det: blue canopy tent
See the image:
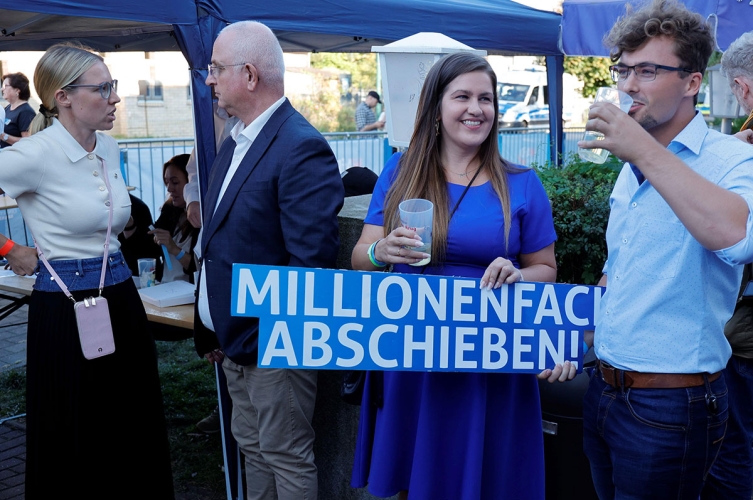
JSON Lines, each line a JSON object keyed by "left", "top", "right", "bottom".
{"left": 561, "top": 0, "right": 753, "bottom": 55}
{"left": 0, "top": 1, "right": 564, "bottom": 497}
{"left": 0, "top": 0, "right": 565, "bottom": 181}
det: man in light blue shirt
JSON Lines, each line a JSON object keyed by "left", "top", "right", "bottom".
{"left": 578, "top": 1, "right": 753, "bottom": 498}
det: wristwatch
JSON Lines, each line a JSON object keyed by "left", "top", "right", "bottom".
{"left": 1, "top": 134, "right": 8, "bottom": 142}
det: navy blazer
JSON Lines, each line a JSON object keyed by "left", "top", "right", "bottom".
{"left": 194, "top": 99, "right": 344, "bottom": 365}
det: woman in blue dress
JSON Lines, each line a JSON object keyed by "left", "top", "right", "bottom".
{"left": 350, "top": 52, "right": 574, "bottom": 499}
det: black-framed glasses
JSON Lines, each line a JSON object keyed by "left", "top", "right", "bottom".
{"left": 207, "top": 63, "right": 247, "bottom": 77}
{"left": 609, "top": 63, "right": 694, "bottom": 82}
{"left": 64, "top": 80, "right": 118, "bottom": 99}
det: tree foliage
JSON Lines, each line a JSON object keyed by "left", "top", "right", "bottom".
{"left": 310, "top": 53, "right": 378, "bottom": 92}
{"left": 289, "top": 71, "right": 346, "bottom": 132}
{"left": 564, "top": 56, "right": 612, "bottom": 98}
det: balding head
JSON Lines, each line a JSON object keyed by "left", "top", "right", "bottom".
{"left": 207, "top": 21, "right": 286, "bottom": 125}
{"left": 219, "top": 21, "right": 285, "bottom": 95}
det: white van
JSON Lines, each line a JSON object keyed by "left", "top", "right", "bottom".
{"left": 497, "top": 69, "right": 549, "bottom": 128}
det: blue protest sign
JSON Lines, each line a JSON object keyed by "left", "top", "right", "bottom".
{"left": 231, "top": 265, "right": 601, "bottom": 373}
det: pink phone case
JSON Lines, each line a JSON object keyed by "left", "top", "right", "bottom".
{"left": 74, "top": 297, "right": 116, "bottom": 360}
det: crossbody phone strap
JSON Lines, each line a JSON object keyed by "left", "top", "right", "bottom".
{"left": 35, "top": 158, "right": 114, "bottom": 303}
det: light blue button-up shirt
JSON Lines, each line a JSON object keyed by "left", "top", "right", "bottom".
{"left": 596, "top": 112, "right": 753, "bottom": 373}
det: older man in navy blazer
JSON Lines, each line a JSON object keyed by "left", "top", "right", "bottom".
{"left": 194, "top": 21, "right": 344, "bottom": 500}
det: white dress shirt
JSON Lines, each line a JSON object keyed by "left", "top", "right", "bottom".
{"left": 198, "top": 96, "right": 286, "bottom": 332}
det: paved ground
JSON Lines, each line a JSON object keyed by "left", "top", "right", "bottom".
{"left": 0, "top": 295, "right": 220, "bottom": 500}
{"left": 0, "top": 417, "right": 24, "bottom": 500}
{"left": 0, "top": 295, "right": 27, "bottom": 373}
{"left": 0, "top": 293, "right": 28, "bottom": 500}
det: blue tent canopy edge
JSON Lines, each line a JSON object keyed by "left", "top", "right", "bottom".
{"left": 0, "top": 0, "right": 566, "bottom": 194}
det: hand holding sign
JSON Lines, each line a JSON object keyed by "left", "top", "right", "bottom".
{"left": 538, "top": 360, "right": 577, "bottom": 383}
{"left": 480, "top": 256, "right": 524, "bottom": 290}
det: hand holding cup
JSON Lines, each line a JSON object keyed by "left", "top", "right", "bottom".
{"left": 578, "top": 87, "right": 633, "bottom": 164}
{"left": 373, "top": 227, "right": 429, "bottom": 266}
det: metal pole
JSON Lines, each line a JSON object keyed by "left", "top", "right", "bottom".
{"left": 721, "top": 118, "right": 732, "bottom": 135}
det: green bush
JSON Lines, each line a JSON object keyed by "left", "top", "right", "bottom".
{"left": 534, "top": 153, "right": 622, "bottom": 285}
{"left": 0, "top": 367, "right": 26, "bottom": 417}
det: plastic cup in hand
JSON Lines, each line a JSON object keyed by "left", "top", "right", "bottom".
{"left": 578, "top": 87, "right": 633, "bottom": 164}
{"left": 137, "top": 258, "right": 156, "bottom": 288}
{"left": 399, "top": 198, "right": 433, "bottom": 266}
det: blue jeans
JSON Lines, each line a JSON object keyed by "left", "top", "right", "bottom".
{"left": 583, "top": 368, "right": 728, "bottom": 500}
{"left": 701, "top": 356, "right": 753, "bottom": 500}
{"left": 34, "top": 251, "right": 130, "bottom": 292}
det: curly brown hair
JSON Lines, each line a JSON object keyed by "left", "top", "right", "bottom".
{"left": 605, "top": 0, "right": 714, "bottom": 78}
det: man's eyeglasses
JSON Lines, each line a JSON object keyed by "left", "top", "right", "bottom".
{"left": 207, "top": 63, "right": 247, "bottom": 77}
{"left": 609, "top": 63, "right": 694, "bottom": 82}
{"left": 64, "top": 80, "right": 118, "bottom": 99}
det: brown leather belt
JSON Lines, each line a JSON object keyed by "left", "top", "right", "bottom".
{"left": 597, "top": 361, "right": 721, "bottom": 389}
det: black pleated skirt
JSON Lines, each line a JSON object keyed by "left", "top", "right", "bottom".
{"left": 24, "top": 278, "right": 174, "bottom": 499}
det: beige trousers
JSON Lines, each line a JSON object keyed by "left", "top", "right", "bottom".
{"left": 222, "top": 357, "right": 318, "bottom": 500}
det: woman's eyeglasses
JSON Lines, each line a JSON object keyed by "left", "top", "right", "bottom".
{"left": 64, "top": 80, "right": 118, "bottom": 99}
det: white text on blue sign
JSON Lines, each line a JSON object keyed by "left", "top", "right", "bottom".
{"left": 231, "top": 265, "right": 601, "bottom": 373}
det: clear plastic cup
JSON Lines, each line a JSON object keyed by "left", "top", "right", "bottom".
{"left": 398, "top": 199, "right": 433, "bottom": 266}
{"left": 137, "top": 258, "right": 156, "bottom": 288}
{"left": 578, "top": 87, "right": 633, "bottom": 164}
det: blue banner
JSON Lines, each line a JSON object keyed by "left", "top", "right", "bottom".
{"left": 231, "top": 265, "right": 602, "bottom": 373}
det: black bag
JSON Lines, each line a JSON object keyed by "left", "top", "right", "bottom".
{"left": 340, "top": 370, "right": 383, "bottom": 407}
{"left": 340, "top": 370, "right": 365, "bottom": 405}
{"left": 725, "top": 299, "right": 753, "bottom": 359}
{"left": 725, "top": 263, "right": 753, "bottom": 359}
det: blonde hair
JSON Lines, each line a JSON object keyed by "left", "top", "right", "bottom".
{"left": 29, "top": 43, "right": 103, "bottom": 134}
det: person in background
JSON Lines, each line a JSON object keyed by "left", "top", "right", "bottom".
{"left": 701, "top": 29, "right": 753, "bottom": 500}
{"left": 579, "top": 2, "right": 753, "bottom": 498}
{"left": 184, "top": 101, "right": 239, "bottom": 434}
{"left": 150, "top": 153, "right": 199, "bottom": 283}
{"left": 0, "top": 43, "right": 174, "bottom": 498}
{"left": 350, "top": 52, "right": 573, "bottom": 500}
{"left": 724, "top": 31, "right": 753, "bottom": 146}
{"left": 356, "top": 90, "right": 385, "bottom": 132}
{"left": 195, "top": 21, "right": 343, "bottom": 499}
{"left": 118, "top": 194, "right": 161, "bottom": 276}
{"left": 0, "top": 104, "right": 5, "bottom": 141}
{"left": 183, "top": 100, "right": 239, "bottom": 230}
{"left": 1, "top": 72, "right": 36, "bottom": 147}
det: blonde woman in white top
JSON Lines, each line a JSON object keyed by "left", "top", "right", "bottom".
{"left": 0, "top": 43, "right": 174, "bottom": 499}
